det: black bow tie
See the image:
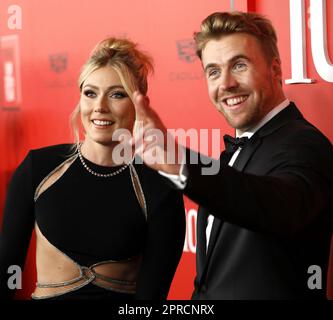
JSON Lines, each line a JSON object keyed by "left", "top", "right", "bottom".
{"left": 223, "top": 134, "right": 249, "bottom": 154}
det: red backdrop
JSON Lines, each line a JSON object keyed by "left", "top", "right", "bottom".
{"left": 0, "top": 0, "right": 332, "bottom": 299}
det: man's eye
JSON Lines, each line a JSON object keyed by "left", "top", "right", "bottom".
{"left": 110, "top": 91, "right": 128, "bottom": 99}
{"left": 208, "top": 69, "right": 220, "bottom": 78}
{"left": 83, "top": 90, "right": 96, "bottom": 98}
{"left": 233, "top": 63, "right": 247, "bottom": 71}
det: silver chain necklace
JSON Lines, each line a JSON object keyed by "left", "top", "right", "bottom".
{"left": 77, "top": 143, "right": 131, "bottom": 178}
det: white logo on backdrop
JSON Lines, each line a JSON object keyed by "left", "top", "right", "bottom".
{"left": 286, "top": 0, "right": 333, "bottom": 84}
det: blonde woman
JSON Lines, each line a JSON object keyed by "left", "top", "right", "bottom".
{"left": 0, "top": 38, "right": 185, "bottom": 300}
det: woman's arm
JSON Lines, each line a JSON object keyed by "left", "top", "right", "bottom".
{"left": 135, "top": 167, "right": 185, "bottom": 299}
{"left": 0, "top": 152, "right": 35, "bottom": 299}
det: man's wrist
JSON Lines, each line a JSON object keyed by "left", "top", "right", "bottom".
{"left": 158, "top": 147, "right": 188, "bottom": 189}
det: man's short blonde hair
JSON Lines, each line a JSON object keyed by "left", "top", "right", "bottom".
{"left": 194, "top": 11, "right": 280, "bottom": 64}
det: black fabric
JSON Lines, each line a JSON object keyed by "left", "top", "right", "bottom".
{"left": 223, "top": 135, "right": 249, "bottom": 154}
{"left": 0, "top": 144, "right": 185, "bottom": 300}
{"left": 184, "top": 103, "right": 333, "bottom": 299}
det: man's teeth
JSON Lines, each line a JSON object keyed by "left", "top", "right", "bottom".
{"left": 225, "top": 95, "right": 248, "bottom": 106}
{"left": 93, "top": 120, "right": 113, "bottom": 126}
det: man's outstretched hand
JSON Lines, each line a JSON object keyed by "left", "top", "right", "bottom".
{"left": 131, "top": 91, "right": 183, "bottom": 175}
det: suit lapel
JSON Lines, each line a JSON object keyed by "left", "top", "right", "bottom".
{"left": 201, "top": 139, "right": 261, "bottom": 277}
{"left": 204, "top": 216, "right": 222, "bottom": 260}
{"left": 196, "top": 206, "right": 208, "bottom": 277}
{"left": 232, "top": 136, "right": 262, "bottom": 171}
{"left": 196, "top": 151, "right": 229, "bottom": 285}
{"left": 229, "top": 102, "right": 304, "bottom": 172}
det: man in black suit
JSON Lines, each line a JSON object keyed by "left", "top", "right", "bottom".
{"left": 131, "top": 11, "right": 333, "bottom": 299}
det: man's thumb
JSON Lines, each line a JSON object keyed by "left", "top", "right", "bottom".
{"left": 133, "top": 91, "right": 149, "bottom": 120}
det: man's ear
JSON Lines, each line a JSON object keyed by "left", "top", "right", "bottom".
{"left": 271, "top": 57, "right": 282, "bottom": 81}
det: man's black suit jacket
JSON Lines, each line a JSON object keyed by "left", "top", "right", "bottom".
{"left": 184, "top": 103, "right": 333, "bottom": 299}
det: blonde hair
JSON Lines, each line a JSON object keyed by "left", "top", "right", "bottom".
{"left": 70, "top": 37, "right": 153, "bottom": 145}
{"left": 194, "top": 11, "right": 280, "bottom": 64}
